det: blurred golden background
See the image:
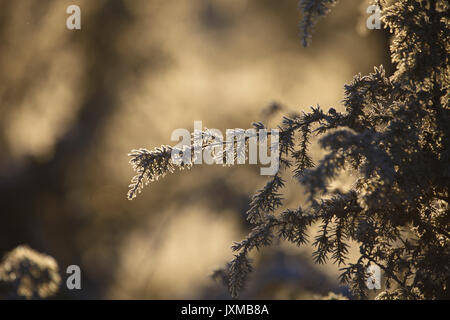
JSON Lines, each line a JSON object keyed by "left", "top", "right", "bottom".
{"left": 0, "top": 0, "right": 391, "bottom": 299}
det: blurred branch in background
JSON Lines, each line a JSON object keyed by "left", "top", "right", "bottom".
{"left": 0, "top": 0, "right": 139, "bottom": 298}
{"left": 0, "top": 245, "right": 60, "bottom": 299}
